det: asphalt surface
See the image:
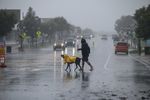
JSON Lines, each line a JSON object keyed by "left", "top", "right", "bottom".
{"left": 0, "top": 36, "right": 150, "bottom": 100}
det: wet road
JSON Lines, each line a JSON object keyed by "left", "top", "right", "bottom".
{"left": 0, "top": 36, "right": 150, "bottom": 100}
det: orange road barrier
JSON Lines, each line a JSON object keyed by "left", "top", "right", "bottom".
{"left": 0, "top": 44, "right": 6, "bottom": 68}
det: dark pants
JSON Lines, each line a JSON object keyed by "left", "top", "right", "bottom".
{"left": 82, "top": 55, "right": 93, "bottom": 71}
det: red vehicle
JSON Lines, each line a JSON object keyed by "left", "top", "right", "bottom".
{"left": 115, "top": 42, "right": 129, "bottom": 54}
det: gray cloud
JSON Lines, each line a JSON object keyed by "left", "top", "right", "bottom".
{"left": 0, "top": 0, "right": 150, "bottom": 32}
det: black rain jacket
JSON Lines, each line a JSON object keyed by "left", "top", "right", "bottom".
{"left": 79, "top": 41, "right": 90, "bottom": 57}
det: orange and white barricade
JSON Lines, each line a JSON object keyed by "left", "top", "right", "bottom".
{"left": 0, "top": 44, "right": 6, "bottom": 68}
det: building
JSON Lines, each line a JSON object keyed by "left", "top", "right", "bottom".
{"left": 1, "top": 9, "right": 21, "bottom": 22}
{"left": 0, "top": 9, "right": 21, "bottom": 53}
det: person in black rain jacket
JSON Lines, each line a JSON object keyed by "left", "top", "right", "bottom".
{"left": 78, "top": 38, "right": 93, "bottom": 71}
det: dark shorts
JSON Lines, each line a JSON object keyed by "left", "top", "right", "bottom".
{"left": 82, "top": 56, "right": 89, "bottom": 62}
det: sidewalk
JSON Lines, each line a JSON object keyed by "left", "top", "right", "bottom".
{"left": 130, "top": 52, "right": 150, "bottom": 68}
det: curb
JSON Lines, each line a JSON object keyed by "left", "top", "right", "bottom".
{"left": 129, "top": 54, "right": 150, "bottom": 70}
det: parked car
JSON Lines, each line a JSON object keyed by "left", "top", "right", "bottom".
{"left": 53, "top": 40, "right": 65, "bottom": 51}
{"left": 115, "top": 42, "right": 129, "bottom": 54}
{"left": 101, "top": 34, "right": 107, "bottom": 40}
{"left": 65, "top": 39, "right": 76, "bottom": 47}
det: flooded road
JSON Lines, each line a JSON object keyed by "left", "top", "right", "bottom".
{"left": 0, "top": 36, "right": 150, "bottom": 100}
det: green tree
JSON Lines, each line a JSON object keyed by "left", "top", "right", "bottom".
{"left": 82, "top": 28, "right": 93, "bottom": 35}
{"left": 134, "top": 5, "right": 150, "bottom": 55}
{"left": 114, "top": 15, "right": 137, "bottom": 49}
{"left": 115, "top": 15, "right": 137, "bottom": 48}
{"left": 40, "top": 17, "right": 72, "bottom": 41}
{"left": 75, "top": 27, "right": 82, "bottom": 34}
{"left": 53, "top": 17, "right": 70, "bottom": 33}
{"left": 134, "top": 5, "right": 150, "bottom": 39}
{"left": 115, "top": 15, "right": 137, "bottom": 36}
{"left": 18, "top": 7, "right": 41, "bottom": 46}
{"left": 0, "top": 10, "right": 17, "bottom": 37}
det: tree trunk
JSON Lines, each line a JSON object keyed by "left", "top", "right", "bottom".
{"left": 138, "top": 38, "right": 141, "bottom": 55}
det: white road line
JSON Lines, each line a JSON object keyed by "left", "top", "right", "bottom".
{"left": 104, "top": 53, "right": 111, "bottom": 70}
{"left": 31, "top": 68, "right": 41, "bottom": 71}
{"left": 129, "top": 54, "right": 150, "bottom": 70}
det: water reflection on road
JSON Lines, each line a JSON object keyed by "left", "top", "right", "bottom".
{"left": 53, "top": 47, "right": 77, "bottom": 80}
{"left": 1, "top": 37, "right": 150, "bottom": 100}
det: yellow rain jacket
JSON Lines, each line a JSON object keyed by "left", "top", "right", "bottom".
{"left": 63, "top": 54, "right": 77, "bottom": 64}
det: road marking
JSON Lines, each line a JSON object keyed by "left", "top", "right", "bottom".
{"left": 104, "top": 53, "right": 111, "bottom": 70}
{"left": 31, "top": 68, "right": 41, "bottom": 71}
{"left": 129, "top": 54, "right": 150, "bottom": 70}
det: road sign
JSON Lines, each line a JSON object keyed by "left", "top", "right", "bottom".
{"left": 36, "top": 31, "right": 42, "bottom": 38}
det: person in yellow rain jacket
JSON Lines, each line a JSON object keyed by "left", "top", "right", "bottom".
{"left": 61, "top": 54, "right": 82, "bottom": 72}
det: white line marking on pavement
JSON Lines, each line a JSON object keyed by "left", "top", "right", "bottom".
{"left": 31, "top": 69, "right": 41, "bottom": 71}
{"left": 19, "top": 68, "right": 27, "bottom": 71}
{"left": 104, "top": 53, "right": 112, "bottom": 70}
{"left": 129, "top": 54, "right": 150, "bottom": 70}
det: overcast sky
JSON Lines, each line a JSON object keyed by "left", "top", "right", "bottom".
{"left": 0, "top": 0, "right": 150, "bottom": 32}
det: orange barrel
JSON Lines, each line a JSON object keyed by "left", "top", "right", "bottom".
{"left": 0, "top": 44, "right": 6, "bottom": 68}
